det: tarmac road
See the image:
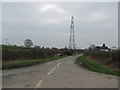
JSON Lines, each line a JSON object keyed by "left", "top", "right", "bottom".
{"left": 2, "top": 55, "right": 118, "bottom": 88}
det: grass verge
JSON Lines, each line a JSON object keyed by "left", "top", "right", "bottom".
{"left": 76, "top": 56, "right": 120, "bottom": 76}
{"left": 2, "top": 56, "right": 67, "bottom": 69}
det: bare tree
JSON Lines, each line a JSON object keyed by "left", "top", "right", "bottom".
{"left": 24, "top": 39, "right": 33, "bottom": 48}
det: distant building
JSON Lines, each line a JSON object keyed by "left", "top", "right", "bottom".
{"left": 100, "top": 43, "right": 109, "bottom": 52}
{"left": 111, "top": 46, "right": 117, "bottom": 52}
{"left": 89, "top": 43, "right": 109, "bottom": 52}
{"left": 89, "top": 44, "right": 96, "bottom": 50}
{"left": 100, "top": 49, "right": 109, "bottom": 52}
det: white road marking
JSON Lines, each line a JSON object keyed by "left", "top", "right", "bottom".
{"left": 56, "top": 62, "right": 60, "bottom": 67}
{"left": 35, "top": 63, "right": 60, "bottom": 88}
{"left": 48, "top": 63, "right": 60, "bottom": 75}
{"left": 35, "top": 80, "right": 43, "bottom": 88}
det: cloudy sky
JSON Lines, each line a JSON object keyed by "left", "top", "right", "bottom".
{"left": 2, "top": 2, "right": 118, "bottom": 49}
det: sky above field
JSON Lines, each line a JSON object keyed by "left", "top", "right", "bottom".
{"left": 2, "top": 2, "right": 118, "bottom": 49}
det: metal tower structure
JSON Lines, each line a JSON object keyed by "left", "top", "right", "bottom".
{"left": 6, "top": 38, "right": 8, "bottom": 45}
{"left": 69, "top": 16, "right": 75, "bottom": 49}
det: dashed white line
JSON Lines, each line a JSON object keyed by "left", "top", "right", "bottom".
{"left": 48, "top": 62, "right": 60, "bottom": 75}
{"left": 35, "top": 80, "right": 43, "bottom": 88}
{"left": 35, "top": 62, "right": 60, "bottom": 88}
{"left": 56, "top": 62, "right": 60, "bottom": 67}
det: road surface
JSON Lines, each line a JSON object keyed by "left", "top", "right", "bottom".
{"left": 2, "top": 55, "right": 118, "bottom": 88}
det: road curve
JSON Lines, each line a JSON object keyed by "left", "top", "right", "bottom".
{"left": 2, "top": 55, "right": 118, "bottom": 88}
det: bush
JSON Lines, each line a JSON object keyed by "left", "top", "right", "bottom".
{"left": 2, "top": 48, "right": 60, "bottom": 60}
{"left": 84, "top": 51, "right": 119, "bottom": 63}
{"left": 2, "top": 46, "right": 77, "bottom": 60}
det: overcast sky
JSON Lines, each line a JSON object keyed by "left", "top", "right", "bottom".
{"left": 2, "top": 2, "right": 118, "bottom": 49}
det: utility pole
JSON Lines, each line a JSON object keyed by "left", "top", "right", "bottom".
{"left": 69, "top": 16, "right": 75, "bottom": 49}
{"left": 6, "top": 38, "right": 8, "bottom": 45}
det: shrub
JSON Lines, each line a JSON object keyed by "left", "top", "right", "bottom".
{"left": 2, "top": 46, "right": 77, "bottom": 60}
{"left": 84, "top": 51, "right": 119, "bottom": 64}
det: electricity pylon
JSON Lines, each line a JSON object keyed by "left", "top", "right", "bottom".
{"left": 69, "top": 16, "right": 75, "bottom": 49}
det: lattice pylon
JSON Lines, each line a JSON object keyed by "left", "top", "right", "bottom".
{"left": 69, "top": 16, "right": 75, "bottom": 49}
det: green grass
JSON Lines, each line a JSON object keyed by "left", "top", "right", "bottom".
{"left": 76, "top": 56, "right": 120, "bottom": 76}
{"left": 2, "top": 56, "right": 67, "bottom": 69}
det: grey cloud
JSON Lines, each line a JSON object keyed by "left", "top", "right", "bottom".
{"left": 2, "top": 2, "right": 118, "bottom": 48}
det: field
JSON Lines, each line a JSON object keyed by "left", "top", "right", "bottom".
{"left": 2, "top": 45, "right": 77, "bottom": 60}
{"left": 2, "top": 56, "right": 67, "bottom": 69}
{"left": 1, "top": 45, "right": 79, "bottom": 69}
